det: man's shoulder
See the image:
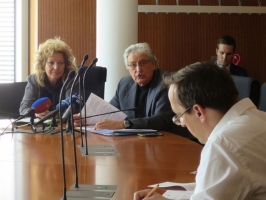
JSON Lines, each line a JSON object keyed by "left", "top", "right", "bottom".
{"left": 119, "top": 74, "right": 134, "bottom": 83}
{"left": 230, "top": 63, "right": 248, "bottom": 76}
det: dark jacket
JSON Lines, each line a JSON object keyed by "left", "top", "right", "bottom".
{"left": 230, "top": 63, "right": 248, "bottom": 77}
{"left": 19, "top": 74, "right": 79, "bottom": 115}
{"left": 109, "top": 68, "right": 195, "bottom": 139}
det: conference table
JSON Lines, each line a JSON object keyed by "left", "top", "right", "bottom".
{"left": 0, "top": 120, "right": 203, "bottom": 200}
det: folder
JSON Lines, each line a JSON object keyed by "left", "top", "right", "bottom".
{"left": 81, "top": 127, "right": 157, "bottom": 136}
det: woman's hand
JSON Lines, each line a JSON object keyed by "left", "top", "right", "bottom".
{"left": 73, "top": 113, "right": 86, "bottom": 127}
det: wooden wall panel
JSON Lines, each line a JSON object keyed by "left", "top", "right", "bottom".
{"left": 139, "top": 0, "right": 265, "bottom": 6}
{"left": 31, "top": 0, "right": 266, "bottom": 83}
{"left": 138, "top": 12, "right": 266, "bottom": 83}
{"left": 36, "top": 0, "right": 96, "bottom": 71}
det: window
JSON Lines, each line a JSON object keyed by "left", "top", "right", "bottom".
{"left": 0, "top": 0, "right": 15, "bottom": 82}
{"left": 0, "top": 0, "right": 28, "bottom": 83}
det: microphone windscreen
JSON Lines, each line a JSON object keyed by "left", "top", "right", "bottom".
{"left": 56, "top": 96, "right": 71, "bottom": 110}
{"left": 31, "top": 97, "right": 52, "bottom": 113}
{"left": 55, "top": 93, "right": 79, "bottom": 110}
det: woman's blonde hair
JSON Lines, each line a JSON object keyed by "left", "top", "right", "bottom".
{"left": 34, "top": 37, "right": 77, "bottom": 87}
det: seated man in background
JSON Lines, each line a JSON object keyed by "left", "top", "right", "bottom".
{"left": 134, "top": 62, "right": 266, "bottom": 199}
{"left": 74, "top": 42, "right": 194, "bottom": 140}
{"left": 215, "top": 35, "right": 248, "bottom": 76}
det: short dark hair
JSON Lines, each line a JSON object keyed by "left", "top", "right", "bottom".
{"left": 164, "top": 62, "right": 239, "bottom": 114}
{"left": 216, "top": 35, "right": 236, "bottom": 51}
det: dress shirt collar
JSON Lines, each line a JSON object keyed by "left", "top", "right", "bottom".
{"left": 216, "top": 61, "right": 231, "bottom": 72}
{"left": 208, "top": 98, "right": 255, "bottom": 142}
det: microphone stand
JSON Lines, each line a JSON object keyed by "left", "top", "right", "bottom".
{"left": 78, "top": 54, "right": 88, "bottom": 147}
{"left": 58, "top": 70, "right": 76, "bottom": 200}
{"left": 81, "top": 58, "right": 98, "bottom": 155}
{"left": 69, "top": 67, "right": 85, "bottom": 189}
{"left": 81, "top": 107, "right": 137, "bottom": 120}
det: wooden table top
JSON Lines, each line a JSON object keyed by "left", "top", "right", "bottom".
{"left": 0, "top": 121, "right": 202, "bottom": 200}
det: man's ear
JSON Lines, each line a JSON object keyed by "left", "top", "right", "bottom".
{"left": 192, "top": 104, "right": 206, "bottom": 123}
{"left": 216, "top": 48, "right": 219, "bottom": 55}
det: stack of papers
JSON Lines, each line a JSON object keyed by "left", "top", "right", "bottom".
{"left": 81, "top": 93, "right": 127, "bottom": 125}
{"left": 148, "top": 182, "right": 196, "bottom": 200}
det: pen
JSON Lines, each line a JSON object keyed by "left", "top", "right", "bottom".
{"left": 144, "top": 184, "right": 159, "bottom": 199}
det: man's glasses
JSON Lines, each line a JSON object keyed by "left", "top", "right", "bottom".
{"left": 127, "top": 60, "right": 151, "bottom": 69}
{"left": 172, "top": 106, "right": 192, "bottom": 126}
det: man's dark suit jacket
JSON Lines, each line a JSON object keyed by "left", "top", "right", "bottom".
{"left": 230, "top": 63, "right": 248, "bottom": 77}
{"left": 109, "top": 68, "right": 195, "bottom": 139}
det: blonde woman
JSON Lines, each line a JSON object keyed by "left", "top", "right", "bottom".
{"left": 19, "top": 37, "right": 78, "bottom": 118}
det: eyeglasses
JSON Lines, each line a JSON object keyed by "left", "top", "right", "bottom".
{"left": 172, "top": 106, "right": 192, "bottom": 126}
{"left": 46, "top": 61, "right": 65, "bottom": 67}
{"left": 127, "top": 59, "right": 151, "bottom": 69}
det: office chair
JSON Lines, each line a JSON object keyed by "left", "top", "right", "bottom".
{"left": 80, "top": 66, "right": 107, "bottom": 101}
{"left": 0, "top": 82, "right": 28, "bottom": 119}
{"left": 231, "top": 75, "right": 261, "bottom": 107}
{"left": 258, "top": 82, "right": 266, "bottom": 112}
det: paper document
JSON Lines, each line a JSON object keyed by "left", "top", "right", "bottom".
{"left": 81, "top": 127, "right": 157, "bottom": 136}
{"left": 148, "top": 182, "right": 196, "bottom": 191}
{"left": 162, "top": 190, "right": 193, "bottom": 199}
{"left": 81, "top": 93, "right": 127, "bottom": 125}
{"left": 148, "top": 182, "right": 195, "bottom": 200}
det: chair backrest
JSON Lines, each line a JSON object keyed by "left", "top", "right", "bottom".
{"left": 80, "top": 66, "right": 107, "bottom": 101}
{"left": 231, "top": 75, "right": 261, "bottom": 107}
{"left": 0, "top": 82, "right": 27, "bottom": 118}
{"left": 258, "top": 82, "right": 266, "bottom": 112}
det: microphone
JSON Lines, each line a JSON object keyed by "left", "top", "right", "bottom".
{"left": 80, "top": 107, "right": 137, "bottom": 120}
{"left": 80, "top": 54, "right": 89, "bottom": 68}
{"left": 65, "top": 63, "right": 88, "bottom": 189}
{"left": 32, "top": 97, "right": 52, "bottom": 113}
{"left": 57, "top": 70, "right": 78, "bottom": 199}
{"left": 33, "top": 96, "right": 76, "bottom": 126}
{"left": 62, "top": 93, "right": 82, "bottom": 122}
{"left": 33, "top": 71, "right": 76, "bottom": 127}
{"left": 13, "top": 97, "right": 52, "bottom": 123}
{"left": 87, "top": 57, "right": 98, "bottom": 68}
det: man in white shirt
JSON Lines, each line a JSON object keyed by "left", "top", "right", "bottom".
{"left": 133, "top": 62, "right": 266, "bottom": 200}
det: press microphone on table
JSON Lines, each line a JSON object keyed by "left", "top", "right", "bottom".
{"left": 13, "top": 97, "right": 52, "bottom": 124}
{"left": 33, "top": 71, "right": 77, "bottom": 127}
{"left": 62, "top": 93, "right": 82, "bottom": 123}
{"left": 33, "top": 95, "right": 78, "bottom": 126}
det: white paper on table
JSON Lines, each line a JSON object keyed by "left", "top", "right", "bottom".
{"left": 81, "top": 93, "right": 127, "bottom": 125}
{"left": 162, "top": 190, "right": 193, "bottom": 200}
{"left": 148, "top": 182, "right": 196, "bottom": 191}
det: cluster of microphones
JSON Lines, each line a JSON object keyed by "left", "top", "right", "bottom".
{"left": 6, "top": 55, "right": 138, "bottom": 200}
{"left": 13, "top": 93, "right": 82, "bottom": 127}
{"left": 13, "top": 55, "right": 98, "bottom": 128}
